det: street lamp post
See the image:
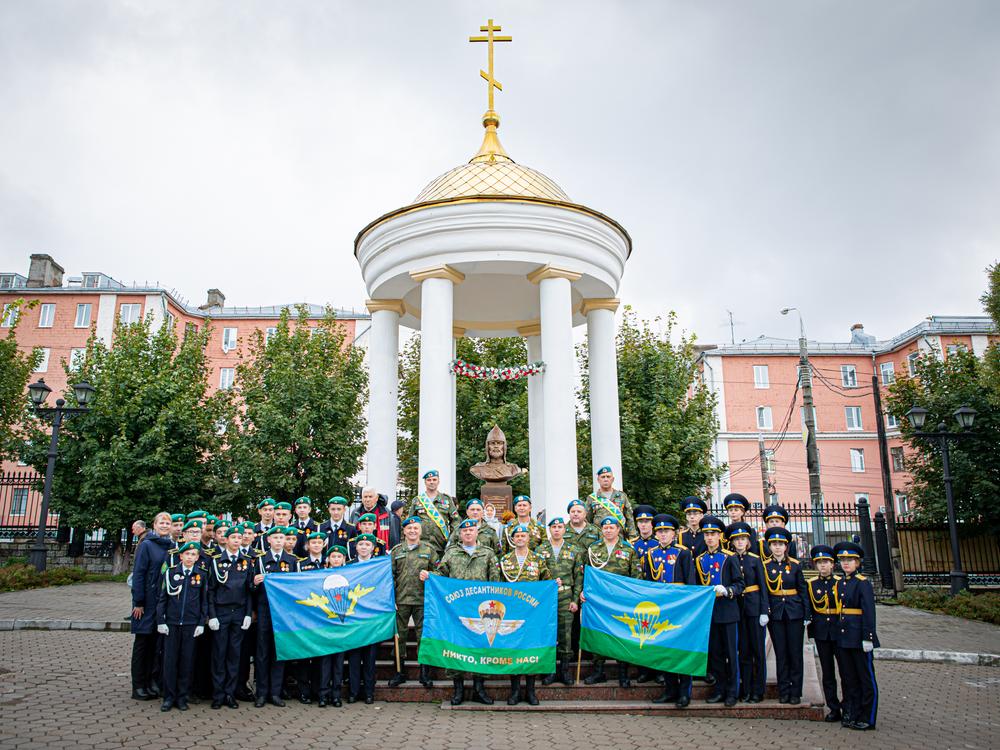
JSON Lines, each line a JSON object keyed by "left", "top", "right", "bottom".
{"left": 904, "top": 404, "right": 977, "bottom": 595}
{"left": 26, "top": 378, "right": 95, "bottom": 572}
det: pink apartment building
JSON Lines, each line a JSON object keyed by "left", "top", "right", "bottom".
{"left": 698, "top": 317, "right": 997, "bottom": 518}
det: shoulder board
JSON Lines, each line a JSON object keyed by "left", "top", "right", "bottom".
{"left": 788, "top": 556, "right": 799, "bottom": 564}
{"left": 722, "top": 549, "right": 734, "bottom": 556}
{"left": 856, "top": 574, "right": 867, "bottom": 581}
{"left": 748, "top": 552, "right": 759, "bottom": 558}
{"left": 833, "top": 574, "right": 842, "bottom": 580}
{"left": 675, "top": 543, "right": 688, "bottom": 550}
{"left": 295, "top": 555, "right": 306, "bottom": 561}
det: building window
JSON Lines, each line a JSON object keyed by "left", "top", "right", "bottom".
{"left": 907, "top": 351, "right": 920, "bottom": 376}
{"left": 38, "top": 303, "right": 55, "bottom": 328}
{"left": 10, "top": 488, "right": 28, "bottom": 516}
{"left": 840, "top": 365, "right": 858, "bottom": 388}
{"left": 946, "top": 344, "right": 966, "bottom": 358}
{"left": 164, "top": 312, "right": 175, "bottom": 331}
{"left": 886, "top": 412, "right": 899, "bottom": 429}
{"left": 34, "top": 348, "right": 50, "bottom": 373}
{"left": 763, "top": 449, "right": 775, "bottom": 473}
{"left": 119, "top": 303, "right": 142, "bottom": 325}
{"left": 880, "top": 361, "right": 895, "bottom": 385}
{"left": 756, "top": 406, "right": 773, "bottom": 430}
{"left": 214, "top": 419, "right": 228, "bottom": 436}
{"left": 184, "top": 322, "right": 198, "bottom": 340}
{"left": 850, "top": 448, "right": 866, "bottom": 473}
{"left": 219, "top": 367, "right": 235, "bottom": 390}
{"left": 845, "top": 406, "right": 863, "bottom": 431}
{"left": 895, "top": 492, "right": 910, "bottom": 517}
{"left": 890, "top": 447, "right": 905, "bottom": 472}
{"left": 753, "top": 365, "right": 769, "bottom": 389}
{"left": 265, "top": 326, "right": 277, "bottom": 343}
{"left": 69, "top": 348, "right": 86, "bottom": 371}
{"left": 83, "top": 274, "right": 101, "bottom": 289}
{"left": 1, "top": 304, "right": 16, "bottom": 327}
{"left": 74, "top": 303, "right": 92, "bottom": 328}
{"left": 222, "top": 327, "right": 238, "bottom": 353}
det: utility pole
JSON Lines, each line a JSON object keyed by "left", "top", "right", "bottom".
{"left": 872, "top": 373, "right": 904, "bottom": 593}
{"left": 727, "top": 310, "right": 736, "bottom": 345}
{"left": 758, "top": 433, "right": 771, "bottom": 504}
{"left": 782, "top": 308, "right": 826, "bottom": 545}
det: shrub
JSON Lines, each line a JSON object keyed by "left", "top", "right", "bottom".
{"left": 0, "top": 563, "right": 91, "bottom": 593}
{"left": 897, "top": 587, "right": 1000, "bottom": 626}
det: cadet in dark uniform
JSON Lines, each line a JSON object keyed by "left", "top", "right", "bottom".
{"left": 156, "top": 541, "right": 207, "bottom": 711}
{"left": 723, "top": 494, "right": 758, "bottom": 552}
{"left": 695, "top": 516, "right": 744, "bottom": 706}
{"left": 645, "top": 514, "right": 696, "bottom": 707}
{"left": 349, "top": 513, "right": 388, "bottom": 559}
{"left": 253, "top": 498, "right": 276, "bottom": 552}
{"left": 318, "top": 544, "right": 350, "bottom": 707}
{"left": 728, "top": 521, "right": 769, "bottom": 703}
{"left": 294, "top": 532, "right": 327, "bottom": 705}
{"left": 320, "top": 496, "right": 356, "bottom": 552}
{"left": 290, "top": 497, "right": 319, "bottom": 557}
{"left": 834, "top": 541, "right": 879, "bottom": 731}
{"left": 679, "top": 497, "right": 708, "bottom": 557}
{"left": 759, "top": 505, "right": 798, "bottom": 560}
{"left": 763, "top": 526, "right": 809, "bottom": 704}
{"left": 631, "top": 505, "right": 658, "bottom": 557}
{"left": 808, "top": 544, "right": 843, "bottom": 722}
{"left": 251, "top": 526, "right": 299, "bottom": 707}
{"left": 347, "top": 533, "right": 380, "bottom": 704}
{"left": 207, "top": 526, "right": 252, "bottom": 709}
{"left": 235, "top": 523, "right": 261, "bottom": 701}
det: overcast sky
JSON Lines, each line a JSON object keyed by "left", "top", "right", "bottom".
{"left": 1, "top": 1, "right": 998, "bottom": 345}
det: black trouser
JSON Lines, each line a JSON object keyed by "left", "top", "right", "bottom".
{"left": 836, "top": 647, "right": 878, "bottom": 727}
{"left": 707, "top": 621, "right": 739, "bottom": 700}
{"left": 194, "top": 626, "right": 213, "bottom": 697}
{"left": 737, "top": 615, "right": 766, "bottom": 699}
{"left": 238, "top": 619, "right": 256, "bottom": 693}
{"left": 296, "top": 657, "right": 323, "bottom": 699}
{"left": 348, "top": 643, "right": 377, "bottom": 699}
{"left": 815, "top": 638, "right": 841, "bottom": 711}
{"left": 211, "top": 605, "right": 246, "bottom": 701}
{"left": 131, "top": 632, "right": 158, "bottom": 691}
{"left": 319, "top": 652, "right": 345, "bottom": 701}
{"left": 660, "top": 671, "right": 692, "bottom": 699}
{"left": 768, "top": 617, "right": 804, "bottom": 699}
{"left": 255, "top": 603, "right": 284, "bottom": 700}
{"left": 162, "top": 624, "right": 197, "bottom": 703}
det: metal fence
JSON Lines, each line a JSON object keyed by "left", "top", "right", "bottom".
{"left": 897, "top": 523, "right": 1000, "bottom": 587}
{"left": 0, "top": 471, "right": 58, "bottom": 538}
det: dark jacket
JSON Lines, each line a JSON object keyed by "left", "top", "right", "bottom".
{"left": 642, "top": 544, "right": 696, "bottom": 585}
{"left": 806, "top": 575, "right": 840, "bottom": 641}
{"left": 251, "top": 550, "right": 300, "bottom": 611}
{"left": 156, "top": 563, "right": 208, "bottom": 627}
{"left": 733, "top": 551, "right": 769, "bottom": 618}
{"left": 319, "top": 519, "right": 356, "bottom": 550}
{"left": 131, "top": 533, "right": 174, "bottom": 635}
{"left": 289, "top": 518, "right": 319, "bottom": 557}
{"left": 764, "top": 557, "right": 809, "bottom": 621}
{"left": 835, "top": 572, "right": 879, "bottom": 649}
{"left": 389, "top": 513, "right": 403, "bottom": 549}
{"left": 695, "top": 549, "right": 745, "bottom": 624}
{"left": 680, "top": 528, "right": 707, "bottom": 558}
{"left": 206, "top": 549, "right": 253, "bottom": 620}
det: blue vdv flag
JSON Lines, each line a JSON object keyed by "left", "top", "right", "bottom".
{"left": 418, "top": 576, "right": 557, "bottom": 675}
{"left": 581, "top": 567, "right": 715, "bottom": 675}
{"left": 263, "top": 557, "right": 396, "bottom": 661}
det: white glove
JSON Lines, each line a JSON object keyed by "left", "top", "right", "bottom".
{"left": 157, "top": 624, "right": 169, "bottom": 635}
{"left": 713, "top": 584, "right": 727, "bottom": 596}
{"left": 759, "top": 614, "right": 769, "bottom": 627}
{"left": 208, "top": 618, "right": 220, "bottom": 631}
{"left": 241, "top": 616, "right": 251, "bottom": 630}
{"left": 193, "top": 626, "right": 204, "bottom": 638}
{"left": 862, "top": 640, "right": 874, "bottom": 653}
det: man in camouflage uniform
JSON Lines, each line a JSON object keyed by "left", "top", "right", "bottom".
{"left": 565, "top": 499, "right": 601, "bottom": 551}
{"left": 388, "top": 516, "right": 439, "bottom": 689}
{"left": 445, "top": 498, "right": 500, "bottom": 556}
{"left": 536, "top": 516, "right": 583, "bottom": 686}
{"left": 501, "top": 495, "right": 544, "bottom": 552}
{"left": 403, "top": 469, "right": 460, "bottom": 556}
{"left": 586, "top": 466, "right": 637, "bottom": 539}
{"left": 427, "top": 519, "right": 500, "bottom": 706}
{"left": 581, "top": 516, "right": 641, "bottom": 687}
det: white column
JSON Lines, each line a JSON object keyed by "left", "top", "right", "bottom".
{"left": 449, "top": 331, "right": 461, "bottom": 499}
{"left": 519, "top": 325, "right": 546, "bottom": 506}
{"left": 412, "top": 265, "right": 464, "bottom": 497}
{"left": 365, "top": 300, "right": 403, "bottom": 497}
{"left": 584, "top": 299, "right": 622, "bottom": 492}
{"left": 530, "top": 265, "right": 581, "bottom": 524}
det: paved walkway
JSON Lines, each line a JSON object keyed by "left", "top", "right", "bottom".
{"left": 0, "top": 629, "right": 997, "bottom": 749}
{"left": 876, "top": 604, "right": 1000, "bottom": 654}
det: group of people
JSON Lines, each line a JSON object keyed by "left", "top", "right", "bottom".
{"left": 129, "top": 465, "right": 878, "bottom": 731}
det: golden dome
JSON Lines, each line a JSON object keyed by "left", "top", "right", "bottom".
{"left": 412, "top": 110, "right": 571, "bottom": 204}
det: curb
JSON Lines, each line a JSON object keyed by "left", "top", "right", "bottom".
{"left": 0, "top": 619, "right": 130, "bottom": 632}
{"left": 874, "top": 647, "right": 1000, "bottom": 668}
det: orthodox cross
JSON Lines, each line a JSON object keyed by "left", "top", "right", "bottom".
{"left": 469, "top": 18, "right": 512, "bottom": 112}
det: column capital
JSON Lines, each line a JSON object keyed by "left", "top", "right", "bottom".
{"left": 527, "top": 264, "right": 582, "bottom": 284}
{"left": 410, "top": 264, "right": 466, "bottom": 284}
{"left": 516, "top": 323, "right": 542, "bottom": 337}
{"left": 581, "top": 298, "right": 620, "bottom": 315}
{"left": 365, "top": 298, "right": 405, "bottom": 315}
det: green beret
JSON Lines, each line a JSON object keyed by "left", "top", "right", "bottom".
{"left": 327, "top": 496, "right": 349, "bottom": 506}
{"left": 307, "top": 531, "right": 325, "bottom": 541}
{"left": 224, "top": 526, "right": 242, "bottom": 538}
{"left": 264, "top": 526, "right": 286, "bottom": 537}
{"left": 354, "top": 533, "right": 377, "bottom": 544}
{"left": 274, "top": 501, "right": 293, "bottom": 511}
{"left": 186, "top": 510, "right": 207, "bottom": 520}
{"left": 170, "top": 514, "right": 186, "bottom": 522}
{"left": 294, "top": 496, "right": 312, "bottom": 507}
{"left": 205, "top": 515, "right": 218, "bottom": 524}
{"left": 357, "top": 513, "right": 376, "bottom": 524}
{"left": 326, "top": 544, "right": 348, "bottom": 558}
{"left": 178, "top": 541, "right": 201, "bottom": 553}
{"left": 256, "top": 498, "right": 275, "bottom": 509}
{"left": 182, "top": 520, "right": 203, "bottom": 531}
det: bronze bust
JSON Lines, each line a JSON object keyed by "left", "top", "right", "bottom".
{"left": 470, "top": 425, "right": 524, "bottom": 483}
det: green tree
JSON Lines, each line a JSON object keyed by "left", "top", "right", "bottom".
{"left": 23, "top": 315, "right": 229, "bottom": 572}
{"left": 0, "top": 300, "right": 42, "bottom": 462}
{"left": 398, "top": 335, "right": 530, "bottom": 502}
{"left": 885, "top": 348, "right": 999, "bottom": 532}
{"left": 577, "top": 308, "right": 722, "bottom": 512}
{"left": 217, "top": 306, "right": 368, "bottom": 512}
{"left": 981, "top": 261, "right": 1000, "bottom": 327}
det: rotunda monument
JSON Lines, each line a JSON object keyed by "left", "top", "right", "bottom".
{"left": 355, "top": 19, "right": 631, "bottom": 523}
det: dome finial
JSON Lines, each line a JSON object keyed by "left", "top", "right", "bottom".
{"left": 470, "top": 109, "right": 512, "bottom": 164}
{"left": 469, "top": 19, "right": 514, "bottom": 164}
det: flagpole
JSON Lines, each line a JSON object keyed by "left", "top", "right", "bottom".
{"left": 394, "top": 632, "right": 402, "bottom": 673}
{"left": 576, "top": 646, "right": 582, "bottom": 684}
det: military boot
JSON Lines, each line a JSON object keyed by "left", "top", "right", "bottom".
{"left": 450, "top": 678, "right": 464, "bottom": 706}
{"left": 387, "top": 659, "right": 407, "bottom": 687}
{"left": 559, "top": 659, "right": 575, "bottom": 685}
{"left": 472, "top": 677, "right": 493, "bottom": 705}
{"left": 584, "top": 665, "right": 607, "bottom": 685}
{"left": 525, "top": 676, "right": 539, "bottom": 706}
{"left": 541, "top": 671, "right": 557, "bottom": 686}
{"left": 418, "top": 665, "right": 433, "bottom": 688}
{"left": 617, "top": 663, "right": 631, "bottom": 688}
{"left": 507, "top": 676, "right": 521, "bottom": 705}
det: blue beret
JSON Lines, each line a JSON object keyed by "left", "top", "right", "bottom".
{"left": 653, "top": 513, "right": 677, "bottom": 530}
{"left": 547, "top": 516, "right": 566, "bottom": 527}
{"left": 513, "top": 495, "right": 531, "bottom": 505}
{"left": 596, "top": 466, "right": 613, "bottom": 476}
{"left": 600, "top": 517, "right": 619, "bottom": 526}
{"left": 699, "top": 515, "right": 726, "bottom": 532}
{"left": 458, "top": 519, "right": 478, "bottom": 529}
{"left": 422, "top": 469, "right": 439, "bottom": 479}
{"left": 765, "top": 526, "right": 792, "bottom": 544}
{"left": 402, "top": 515, "right": 422, "bottom": 527}
{"left": 567, "top": 499, "right": 585, "bottom": 510}
{"left": 511, "top": 524, "right": 529, "bottom": 534}
{"left": 466, "top": 498, "right": 483, "bottom": 508}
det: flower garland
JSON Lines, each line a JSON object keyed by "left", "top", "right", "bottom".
{"left": 450, "top": 359, "right": 545, "bottom": 381}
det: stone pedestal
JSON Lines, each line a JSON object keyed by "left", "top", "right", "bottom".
{"left": 480, "top": 482, "right": 513, "bottom": 515}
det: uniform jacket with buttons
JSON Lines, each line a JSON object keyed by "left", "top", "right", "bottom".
{"left": 806, "top": 575, "right": 840, "bottom": 641}
{"left": 764, "top": 557, "right": 809, "bottom": 621}
{"left": 733, "top": 552, "right": 769, "bottom": 618}
{"left": 695, "top": 549, "right": 745, "bottom": 623}
{"left": 642, "top": 544, "right": 696, "bottom": 586}
{"left": 156, "top": 563, "right": 208, "bottom": 627}
{"left": 207, "top": 549, "right": 252, "bottom": 619}
{"left": 835, "top": 572, "right": 879, "bottom": 649}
